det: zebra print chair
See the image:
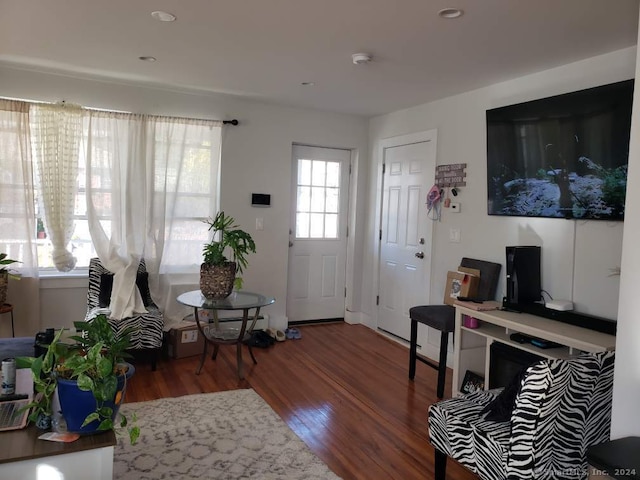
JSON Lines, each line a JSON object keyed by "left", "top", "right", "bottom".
{"left": 86, "top": 257, "right": 164, "bottom": 370}
{"left": 428, "top": 351, "right": 615, "bottom": 480}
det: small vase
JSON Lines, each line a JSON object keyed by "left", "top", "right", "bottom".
{"left": 36, "top": 412, "right": 52, "bottom": 430}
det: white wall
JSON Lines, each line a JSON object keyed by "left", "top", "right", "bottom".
{"left": 364, "top": 48, "right": 634, "bottom": 318}
{"left": 364, "top": 48, "right": 635, "bottom": 361}
{"left": 0, "top": 64, "right": 369, "bottom": 333}
{"left": 611, "top": 14, "right": 640, "bottom": 438}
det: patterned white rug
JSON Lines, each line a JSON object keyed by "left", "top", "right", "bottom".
{"left": 114, "top": 389, "right": 341, "bottom": 480}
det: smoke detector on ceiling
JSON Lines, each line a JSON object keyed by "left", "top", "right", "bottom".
{"left": 352, "top": 53, "right": 372, "bottom": 65}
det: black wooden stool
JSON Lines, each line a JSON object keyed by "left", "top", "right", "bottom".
{"left": 409, "top": 257, "right": 501, "bottom": 398}
{"left": 409, "top": 305, "right": 454, "bottom": 398}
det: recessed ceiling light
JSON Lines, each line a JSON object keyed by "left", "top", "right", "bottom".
{"left": 139, "top": 56, "right": 157, "bottom": 62}
{"left": 301, "top": 82, "right": 315, "bottom": 86}
{"left": 151, "top": 10, "right": 176, "bottom": 22}
{"left": 438, "top": 7, "right": 463, "bottom": 19}
{"left": 352, "top": 53, "right": 372, "bottom": 65}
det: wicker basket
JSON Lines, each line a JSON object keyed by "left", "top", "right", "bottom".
{"left": 200, "top": 262, "right": 236, "bottom": 299}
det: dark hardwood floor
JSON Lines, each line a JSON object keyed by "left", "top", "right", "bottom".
{"left": 126, "top": 322, "right": 477, "bottom": 480}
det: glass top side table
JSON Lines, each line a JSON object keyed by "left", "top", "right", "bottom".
{"left": 176, "top": 290, "right": 275, "bottom": 379}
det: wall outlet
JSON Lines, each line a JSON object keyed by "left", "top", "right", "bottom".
{"left": 181, "top": 330, "right": 198, "bottom": 343}
{"left": 450, "top": 202, "right": 461, "bottom": 212}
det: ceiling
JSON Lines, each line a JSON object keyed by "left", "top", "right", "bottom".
{"left": 1, "top": 0, "right": 638, "bottom": 117}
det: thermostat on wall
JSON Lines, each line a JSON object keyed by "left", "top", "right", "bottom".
{"left": 251, "top": 193, "right": 271, "bottom": 207}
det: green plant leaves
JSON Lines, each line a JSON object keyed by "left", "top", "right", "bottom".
{"left": 97, "top": 357, "right": 112, "bottom": 377}
{"left": 82, "top": 412, "right": 100, "bottom": 427}
{"left": 16, "top": 314, "right": 139, "bottom": 443}
{"left": 202, "top": 211, "right": 256, "bottom": 278}
{"left": 77, "top": 373, "right": 95, "bottom": 391}
{"left": 129, "top": 425, "right": 140, "bottom": 445}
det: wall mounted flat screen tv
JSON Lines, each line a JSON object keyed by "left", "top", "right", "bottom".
{"left": 487, "top": 79, "right": 634, "bottom": 220}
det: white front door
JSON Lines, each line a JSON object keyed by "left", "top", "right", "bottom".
{"left": 378, "top": 131, "right": 437, "bottom": 341}
{"left": 287, "top": 145, "right": 351, "bottom": 322}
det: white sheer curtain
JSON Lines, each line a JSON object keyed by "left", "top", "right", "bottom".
{"left": 85, "top": 111, "right": 147, "bottom": 320}
{"left": 30, "top": 103, "right": 83, "bottom": 271}
{"left": 152, "top": 117, "right": 221, "bottom": 323}
{"left": 0, "top": 100, "right": 40, "bottom": 333}
{"left": 84, "top": 110, "right": 221, "bottom": 320}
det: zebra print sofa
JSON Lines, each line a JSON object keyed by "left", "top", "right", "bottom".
{"left": 86, "top": 257, "right": 164, "bottom": 370}
{"left": 428, "top": 351, "right": 615, "bottom": 480}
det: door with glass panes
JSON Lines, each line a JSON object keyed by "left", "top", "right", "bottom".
{"left": 287, "top": 145, "right": 350, "bottom": 321}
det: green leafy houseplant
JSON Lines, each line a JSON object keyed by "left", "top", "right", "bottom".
{"left": 17, "top": 315, "right": 140, "bottom": 444}
{"left": 201, "top": 211, "right": 256, "bottom": 296}
{"left": 0, "top": 252, "right": 20, "bottom": 305}
{"left": 0, "top": 252, "right": 21, "bottom": 276}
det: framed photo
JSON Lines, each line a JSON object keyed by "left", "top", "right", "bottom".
{"left": 461, "top": 370, "right": 485, "bottom": 394}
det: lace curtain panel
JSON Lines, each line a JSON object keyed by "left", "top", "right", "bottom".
{"left": 30, "top": 103, "right": 83, "bottom": 272}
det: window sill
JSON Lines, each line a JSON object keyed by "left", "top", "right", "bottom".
{"left": 39, "top": 271, "right": 88, "bottom": 289}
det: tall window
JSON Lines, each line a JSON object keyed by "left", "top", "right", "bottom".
{"left": 0, "top": 100, "right": 221, "bottom": 273}
{"left": 0, "top": 100, "right": 37, "bottom": 274}
{"left": 295, "top": 159, "right": 341, "bottom": 239}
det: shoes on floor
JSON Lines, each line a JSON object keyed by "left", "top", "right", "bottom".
{"left": 248, "top": 330, "right": 275, "bottom": 348}
{"left": 266, "top": 327, "right": 286, "bottom": 342}
{"left": 285, "top": 328, "right": 302, "bottom": 340}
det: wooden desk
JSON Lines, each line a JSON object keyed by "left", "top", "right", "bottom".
{"left": 452, "top": 305, "right": 617, "bottom": 396}
{"left": 0, "top": 425, "right": 116, "bottom": 479}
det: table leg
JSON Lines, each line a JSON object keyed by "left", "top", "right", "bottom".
{"left": 236, "top": 308, "right": 249, "bottom": 379}
{"left": 196, "top": 341, "right": 208, "bottom": 375}
{"left": 247, "top": 344, "right": 257, "bottom": 364}
{"left": 195, "top": 307, "right": 207, "bottom": 375}
{"left": 246, "top": 307, "right": 259, "bottom": 365}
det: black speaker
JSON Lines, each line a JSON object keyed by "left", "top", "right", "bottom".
{"left": 505, "top": 246, "right": 541, "bottom": 305}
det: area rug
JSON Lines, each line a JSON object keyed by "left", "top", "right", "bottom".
{"left": 114, "top": 389, "right": 342, "bottom": 480}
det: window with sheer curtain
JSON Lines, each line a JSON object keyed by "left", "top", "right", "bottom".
{"left": 0, "top": 100, "right": 38, "bottom": 275}
{"left": 0, "top": 100, "right": 221, "bottom": 276}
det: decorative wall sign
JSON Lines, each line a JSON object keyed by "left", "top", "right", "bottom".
{"left": 436, "top": 163, "right": 467, "bottom": 187}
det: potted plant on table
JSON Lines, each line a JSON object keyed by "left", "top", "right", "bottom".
{"left": 0, "top": 252, "right": 20, "bottom": 305}
{"left": 200, "top": 211, "right": 257, "bottom": 299}
{"left": 17, "top": 314, "right": 140, "bottom": 444}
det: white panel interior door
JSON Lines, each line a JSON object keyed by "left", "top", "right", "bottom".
{"left": 287, "top": 145, "right": 350, "bottom": 321}
{"left": 378, "top": 133, "right": 436, "bottom": 341}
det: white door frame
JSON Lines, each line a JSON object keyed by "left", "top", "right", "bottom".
{"left": 286, "top": 143, "right": 358, "bottom": 323}
{"left": 371, "top": 130, "right": 438, "bottom": 333}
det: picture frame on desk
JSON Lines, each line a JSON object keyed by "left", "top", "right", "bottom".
{"left": 461, "top": 370, "right": 485, "bottom": 394}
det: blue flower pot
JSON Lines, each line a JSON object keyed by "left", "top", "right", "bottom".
{"left": 57, "top": 362, "right": 135, "bottom": 434}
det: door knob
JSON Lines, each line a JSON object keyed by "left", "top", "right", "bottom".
{"left": 289, "top": 241, "right": 294, "bottom": 247}
{"left": 415, "top": 251, "right": 424, "bottom": 259}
